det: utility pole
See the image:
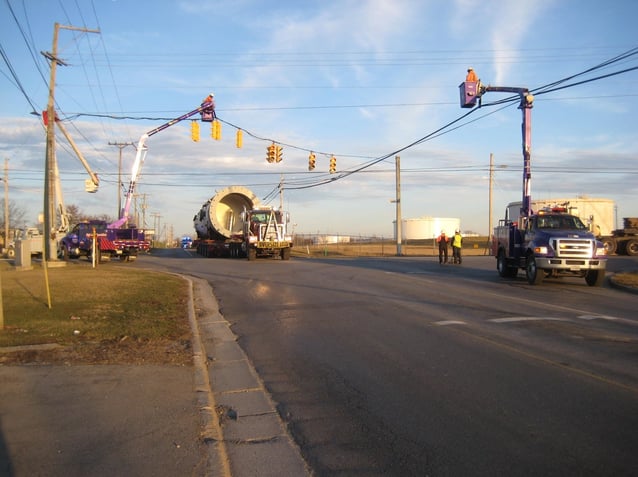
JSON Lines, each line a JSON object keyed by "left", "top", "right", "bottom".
{"left": 279, "top": 175, "right": 284, "bottom": 210}
{"left": 3, "top": 159, "right": 8, "bottom": 254}
{"left": 488, "top": 152, "right": 494, "bottom": 254}
{"left": 394, "top": 155, "right": 402, "bottom": 256}
{"left": 151, "top": 212, "right": 162, "bottom": 244}
{"left": 108, "top": 141, "right": 135, "bottom": 218}
{"left": 42, "top": 22, "right": 99, "bottom": 260}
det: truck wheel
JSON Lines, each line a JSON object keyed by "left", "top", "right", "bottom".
{"left": 585, "top": 269, "right": 605, "bottom": 287}
{"left": 497, "top": 250, "right": 517, "bottom": 278}
{"left": 60, "top": 247, "right": 69, "bottom": 261}
{"left": 281, "top": 247, "right": 291, "bottom": 260}
{"left": 625, "top": 239, "right": 638, "bottom": 256}
{"left": 526, "top": 255, "right": 544, "bottom": 285}
{"left": 602, "top": 238, "right": 616, "bottom": 255}
{"left": 247, "top": 247, "right": 257, "bottom": 261}
{"left": 7, "top": 246, "right": 15, "bottom": 259}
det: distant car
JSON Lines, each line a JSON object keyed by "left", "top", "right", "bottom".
{"left": 181, "top": 236, "right": 193, "bottom": 249}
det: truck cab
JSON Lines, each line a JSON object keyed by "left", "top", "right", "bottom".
{"left": 242, "top": 207, "right": 293, "bottom": 260}
{"left": 494, "top": 207, "right": 607, "bottom": 286}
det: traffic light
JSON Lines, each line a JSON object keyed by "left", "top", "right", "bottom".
{"left": 266, "top": 144, "right": 276, "bottom": 163}
{"left": 211, "top": 119, "right": 221, "bottom": 140}
{"left": 329, "top": 155, "right": 337, "bottom": 173}
{"left": 236, "top": 129, "right": 243, "bottom": 148}
{"left": 275, "top": 145, "right": 283, "bottom": 163}
{"left": 191, "top": 121, "right": 200, "bottom": 142}
{"left": 308, "top": 152, "right": 316, "bottom": 171}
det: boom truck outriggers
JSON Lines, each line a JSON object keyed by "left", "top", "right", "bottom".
{"left": 459, "top": 76, "right": 607, "bottom": 286}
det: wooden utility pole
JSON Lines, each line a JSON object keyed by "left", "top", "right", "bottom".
{"left": 108, "top": 141, "right": 135, "bottom": 218}
{"left": 488, "top": 152, "right": 494, "bottom": 254}
{"left": 42, "top": 22, "right": 99, "bottom": 260}
{"left": 3, "top": 159, "right": 8, "bottom": 253}
{"left": 394, "top": 155, "right": 402, "bottom": 256}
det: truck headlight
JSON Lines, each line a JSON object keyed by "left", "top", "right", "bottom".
{"left": 534, "top": 246, "right": 548, "bottom": 255}
{"left": 595, "top": 246, "right": 607, "bottom": 256}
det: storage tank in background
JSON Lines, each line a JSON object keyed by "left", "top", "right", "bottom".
{"left": 398, "top": 217, "right": 461, "bottom": 240}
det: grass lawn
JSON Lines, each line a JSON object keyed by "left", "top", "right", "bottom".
{"left": 0, "top": 261, "right": 191, "bottom": 364}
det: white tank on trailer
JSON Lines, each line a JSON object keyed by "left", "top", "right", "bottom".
{"left": 193, "top": 186, "right": 260, "bottom": 240}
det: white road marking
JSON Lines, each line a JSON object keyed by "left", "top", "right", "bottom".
{"left": 434, "top": 320, "right": 467, "bottom": 326}
{"left": 489, "top": 317, "right": 571, "bottom": 323}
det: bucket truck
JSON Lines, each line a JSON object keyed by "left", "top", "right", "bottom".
{"left": 459, "top": 77, "right": 607, "bottom": 286}
{"left": 60, "top": 101, "right": 216, "bottom": 262}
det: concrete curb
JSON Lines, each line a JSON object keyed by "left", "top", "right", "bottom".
{"left": 608, "top": 272, "right": 638, "bottom": 295}
{"left": 186, "top": 276, "right": 312, "bottom": 477}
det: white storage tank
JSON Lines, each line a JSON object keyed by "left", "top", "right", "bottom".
{"left": 397, "top": 217, "right": 461, "bottom": 240}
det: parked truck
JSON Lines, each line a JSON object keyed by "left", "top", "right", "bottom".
{"left": 59, "top": 220, "right": 150, "bottom": 262}
{"left": 603, "top": 217, "right": 638, "bottom": 256}
{"left": 194, "top": 186, "right": 293, "bottom": 260}
{"left": 459, "top": 75, "right": 607, "bottom": 286}
{"left": 505, "top": 198, "right": 636, "bottom": 255}
{"left": 493, "top": 206, "right": 607, "bottom": 286}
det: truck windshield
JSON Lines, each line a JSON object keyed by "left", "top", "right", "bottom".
{"left": 537, "top": 215, "right": 587, "bottom": 230}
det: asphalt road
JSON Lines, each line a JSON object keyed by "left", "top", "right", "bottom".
{"left": 135, "top": 251, "right": 638, "bottom": 476}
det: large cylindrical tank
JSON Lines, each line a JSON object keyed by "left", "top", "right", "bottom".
{"left": 193, "top": 186, "right": 260, "bottom": 240}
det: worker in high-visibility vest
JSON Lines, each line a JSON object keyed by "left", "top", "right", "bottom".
{"left": 466, "top": 67, "right": 478, "bottom": 82}
{"left": 436, "top": 230, "right": 449, "bottom": 265}
{"left": 452, "top": 230, "right": 463, "bottom": 264}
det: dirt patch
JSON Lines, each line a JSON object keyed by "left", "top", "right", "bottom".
{"left": 0, "top": 336, "right": 193, "bottom": 366}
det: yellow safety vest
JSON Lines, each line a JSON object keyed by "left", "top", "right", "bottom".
{"left": 452, "top": 234, "right": 462, "bottom": 248}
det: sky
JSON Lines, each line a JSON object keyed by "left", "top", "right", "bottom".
{"left": 1, "top": 0, "right": 637, "bottom": 240}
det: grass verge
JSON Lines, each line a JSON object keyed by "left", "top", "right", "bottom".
{"left": 0, "top": 261, "right": 192, "bottom": 365}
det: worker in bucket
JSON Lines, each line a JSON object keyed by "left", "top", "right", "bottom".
{"left": 200, "top": 92, "right": 216, "bottom": 120}
{"left": 452, "top": 230, "right": 463, "bottom": 264}
{"left": 466, "top": 67, "right": 478, "bottom": 82}
{"left": 436, "top": 230, "right": 449, "bottom": 265}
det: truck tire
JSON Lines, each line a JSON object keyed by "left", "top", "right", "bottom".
{"left": 280, "top": 247, "right": 291, "bottom": 260}
{"left": 497, "top": 250, "right": 518, "bottom": 278}
{"left": 7, "top": 246, "right": 15, "bottom": 259}
{"left": 602, "top": 238, "right": 616, "bottom": 255}
{"left": 585, "top": 269, "right": 605, "bottom": 287}
{"left": 247, "top": 247, "right": 257, "bottom": 261}
{"left": 625, "top": 239, "right": 638, "bottom": 256}
{"left": 526, "top": 255, "right": 544, "bottom": 285}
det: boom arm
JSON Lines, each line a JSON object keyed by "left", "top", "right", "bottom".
{"left": 459, "top": 81, "right": 534, "bottom": 219}
{"left": 109, "top": 102, "right": 215, "bottom": 229}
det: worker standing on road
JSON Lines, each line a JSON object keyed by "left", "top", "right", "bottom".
{"left": 437, "top": 230, "right": 449, "bottom": 264}
{"left": 452, "top": 230, "right": 463, "bottom": 264}
{"left": 466, "top": 67, "right": 478, "bottom": 82}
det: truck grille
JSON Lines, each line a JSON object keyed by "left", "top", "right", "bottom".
{"left": 551, "top": 239, "right": 593, "bottom": 258}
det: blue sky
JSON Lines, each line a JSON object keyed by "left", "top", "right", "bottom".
{"left": 1, "top": 0, "right": 637, "bottom": 239}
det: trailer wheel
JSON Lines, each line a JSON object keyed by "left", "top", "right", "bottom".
{"left": 281, "top": 247, "right": 291, "bottom": 260}
{"left": 585, "top": 269, "right": 605, "bottom": 287}
{"left": 497, "top": 250, "right": 518, "bottom": 278}
{"left": 526, "top": 255, "right": 544, "bottom": 285}
{"left": 602, "top": 238, "right": 616, "bottom": 255}
{"left": 247, "top": 247, "right": 257, "bottom": 261}
{"left": 626, "top": 239, "right": 638, "bottom": 256}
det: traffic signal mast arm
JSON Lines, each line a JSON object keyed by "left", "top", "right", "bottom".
{"left": 460, "top": 81, "right": 534, "bottom": 219}
{"left": 109, "top": 102, "right": 215, "bottom": 229}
